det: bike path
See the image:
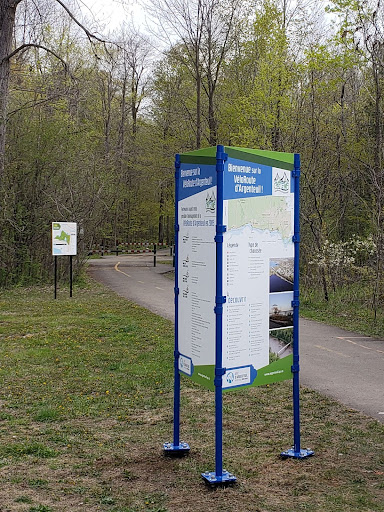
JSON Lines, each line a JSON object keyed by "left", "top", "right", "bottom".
{"left": 88, "top": 255, "right": 384, "bottom": 423}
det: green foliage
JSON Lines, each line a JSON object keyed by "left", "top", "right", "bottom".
{"left": 219, "top": 0, "right": 295, "bottom": 150}
{"left": 270, "top": 328, "right": 293, "bottom": 345}
{"left": 2, "top": 0, "right": 384, "bottom": 312}
{"left": 28, "top": 506, "right": 53, "bottom": 512}
{"left": 301, "top": 280, "right": 384, "bottom": 337}
{"left": 33, "top": 406, "right": 61, "bottom": 423}
{"left": 0, "top": 442, "right": 57, "bottom": 459}
{"left": 15, "top": 496, "right": 33, "bottom": 504}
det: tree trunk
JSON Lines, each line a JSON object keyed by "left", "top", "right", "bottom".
{"left": 196, "top": 60, "right": 201, "bottom": 149}
{"left": 0, "top": 0, "right": 18, "bottom": 185}
{"left": 158, "top": 188, "right": 164, "bottom": 244}
{"left": 372, "top": 46, "right": 383, "bottom": 321}
{"left": 208, "top": 86, "right": 217, "bottom": 146}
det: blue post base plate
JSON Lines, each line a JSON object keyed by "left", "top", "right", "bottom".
{"left": 163, "top": 442, "right": 190, "bottom": 457}
{"left": 281, "top": 448, "right": 314, "bottom": 459}
{"left": 201, "top": 470, "right": 237, "bottom": 486}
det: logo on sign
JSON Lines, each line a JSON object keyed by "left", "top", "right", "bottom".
{"left": 206, "top": 191, "right": 216, "bottom": 213}
{"left": 272, "top": 167, "right": 291, "bottom": 196}
{"left": 274, "top": 172, "right": 289, "bottom": 193}
{"left": 179, "top": 355, "right": 192, "bottom": 376}
{"left": 223, "top": 367, "right": 251, "bottom": 388}
{"left": 226, "top": 372, "right": 235, "bottom": 384}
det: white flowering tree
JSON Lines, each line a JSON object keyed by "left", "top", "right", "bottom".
{"left": 309, "top": 235, "right": 376, "bottom": 296}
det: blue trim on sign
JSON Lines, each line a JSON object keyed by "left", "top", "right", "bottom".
{"left": 179, "top": 163, "right": 217, "bottom": 201}
{"left": 224, "top": 157, "right": 272, "bottom": 200}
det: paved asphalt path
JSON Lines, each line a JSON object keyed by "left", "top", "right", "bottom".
{"left": 88, "top": 253, "right": 384, "bottom": 423}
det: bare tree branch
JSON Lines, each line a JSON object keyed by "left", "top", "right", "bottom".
{"left": 7, "top": 94, "right": 65, "bottom": 117}
{"left": 54, "top": 0, "right": 109, "bottom": 45}
{"left": 1, "top": 43, "right": 68, "bottom": 71}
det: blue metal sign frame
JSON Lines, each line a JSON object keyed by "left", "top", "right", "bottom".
{"left": 163, "top": 154, "right": 190, "bottom": 457}
{"left": 164, "top": 146, "right": 314, "bottom": 479}
{"left": 281, "top": 154, "right": 314, "bottom": 459}
{"left": 201, "top": 146, "right": 236, "bottom": 485}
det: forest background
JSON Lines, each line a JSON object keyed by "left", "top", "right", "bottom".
{"left": 1, "top": 0, "right": 384, "bottom": 329}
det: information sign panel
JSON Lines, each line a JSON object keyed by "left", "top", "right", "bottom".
{"left": 177, "top": 147, "right": 295, "bottom": 390}
{"left": 52, "top": 222, "right": 77, "bottom": 256}
{"left": 222, "top": 158, "right": 294, "bottom": 389}
{"left": 177, "top": 165, "right": 217, "bottom": 388}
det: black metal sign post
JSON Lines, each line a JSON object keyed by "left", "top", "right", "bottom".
{"left": 54, "top": 256, "right": 58, "bottom": 299}
{"left": 69, "top": 255, "right": 73, "bottom": 298}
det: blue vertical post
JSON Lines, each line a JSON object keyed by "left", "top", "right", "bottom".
{"left": 281, "top": 154, "right": 314, "bottom": 460}
{"left": 215, "top": 145, "right": 225, "bottom": 480}
{"left": 202, "top": 145, "right": 236, "bottom": 485}
{"left": 163, "top": 154, "right": 190, "bottom": 457}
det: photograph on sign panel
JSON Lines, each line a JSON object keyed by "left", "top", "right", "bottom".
{"left": 269, "top": 257, "right": 293, "bottom": 293}
{"left": 269, "top": 327, "right": 293, "bottom": 362}
{"left": 269, "top": 291, "right": 293, "bottom": 330}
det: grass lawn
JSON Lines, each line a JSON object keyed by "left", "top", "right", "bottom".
{"left": 301, "top": 284, "right": 384, "bottom": 338}
{"left": 0, "top": 281, "right": 383, "bottom": 511}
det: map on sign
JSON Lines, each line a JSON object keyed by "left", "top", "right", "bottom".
{"left": 221, "top": 160, "right": 294, "bottom": 389}
{"left": 227, "top": 196, "right": 294, "bottom": 241}
{"left": 52, "top": 222, "right": 77, "bottom": 256}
